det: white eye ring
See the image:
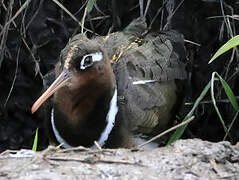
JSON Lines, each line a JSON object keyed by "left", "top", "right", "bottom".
{"left": 80, "top": 52, "right": 103, "bottom": 70}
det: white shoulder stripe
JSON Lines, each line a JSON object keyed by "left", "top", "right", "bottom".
{"left": 96, "top": 88, "right": 118, "bottom": 147}
{"left": 51, "top": 108, "right": 73, "bottom": 148}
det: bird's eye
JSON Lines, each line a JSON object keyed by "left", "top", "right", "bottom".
{"left": 80, "top": 55, "right": 93, "bottom": 70}
{"left": 84, "top": 56, "right": 93, "bottom": 66}
{"left": 79, "top": 52, "right": 103, "bottom": 70}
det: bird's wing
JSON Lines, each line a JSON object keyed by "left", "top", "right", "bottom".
{"left": 102, "top": 22, "right": 187, "bottom": 136}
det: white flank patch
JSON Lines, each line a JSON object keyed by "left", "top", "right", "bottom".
{"left": 132, "top": 79, "right": 157, "bottom": 85}
{"left": 51, "top": 108, "right": 73, "bottom": 148}
{"left": 96, "top": 88, "right": 118, "bottom": 147}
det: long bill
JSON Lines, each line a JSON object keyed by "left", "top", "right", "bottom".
{"left": 31, "top": 69, "right": 71, "bottom": 114}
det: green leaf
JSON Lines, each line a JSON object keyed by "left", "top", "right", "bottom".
{"left": 209, "top": 35, "right": 239, "bottom": 63}
{"left": 32, "top": 128, "right": 38, "bottom": 152}
{"left": 167, "top": 80, "right": 211, "bottom": 145}
{"left": 217, "top": 73, "right": 239, "bottom": 111}
{"left": 86, "top": 0, "right": 96, "bottom": 14}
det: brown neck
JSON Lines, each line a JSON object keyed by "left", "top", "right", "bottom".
{"left": 50, "top": 83, "right": 115, "bottom": 147}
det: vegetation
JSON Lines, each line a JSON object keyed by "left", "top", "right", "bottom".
{"left": 32, "top": 128, "right": 38, "bottom": 152}
{"left": 168, "top": 35, "right": 239, "bottom": 145}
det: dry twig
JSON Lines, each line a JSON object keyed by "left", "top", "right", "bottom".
{"left": 138, "top": 116, "right": 194, "bottom": 148}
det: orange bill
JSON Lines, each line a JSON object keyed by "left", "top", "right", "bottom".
{"left": 31, "top": 70, "right": 71, "bottom": 114}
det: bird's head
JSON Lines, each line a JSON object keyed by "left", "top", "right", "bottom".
{"left": 31, "top": 36, "right": 115, "bottom": 114}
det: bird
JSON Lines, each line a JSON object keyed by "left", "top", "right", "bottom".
{"left": 31, "top": 18, "right": 187, "bottom": 149}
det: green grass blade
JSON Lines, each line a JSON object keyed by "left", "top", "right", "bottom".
{"left": 32, "top": 128, "right": 38, "bottom": 152}
{"left": 81, "top": 0, "right": 96, "bottom": 33}
{"left": 167, "top": 80, "right": 211, "bottom": 145}
{"left": 210, "top": 72, "right": 230, "bottom": 138}
{"left": 51, "top": 0, "right": 93, "bottom": 33}
{"left": 209, "top": 35, "right": 239, "bottom": 63}
{"left": 216, "top": 73, "right": 239, "bottom": 111}
{"left": 223, "top": 111, "right": 238, "bottom": 141}
{"left": 86, "top": 0, "right": 96, "bottom": 14}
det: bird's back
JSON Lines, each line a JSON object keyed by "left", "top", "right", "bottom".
{"left": 98, "top": 19, "right": 187, "bottom": 142}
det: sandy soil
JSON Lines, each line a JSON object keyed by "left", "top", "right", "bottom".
{"left": 0, "top": 139, "right": 238, "bottom": 180}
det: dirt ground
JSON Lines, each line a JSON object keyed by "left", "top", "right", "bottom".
{"left": 0, "top": 139, "right": 238, "bottom": 180}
